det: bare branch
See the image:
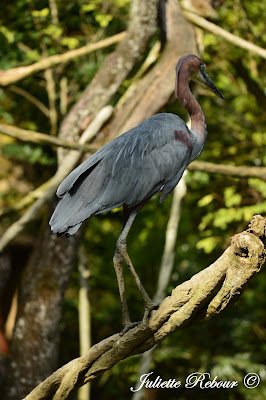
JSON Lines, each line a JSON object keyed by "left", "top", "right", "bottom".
{"left": 59, "top": 77, "right": 68, "bottom": 116}
{"left": 23, "top": 215, "right": 266, "bottom": 400}
{"left": 0, "top": 32, "right": 126, "bottom": 86}
{"left": 78, "top": 248, "right": 91, "bottom": 400}
{"left": 188, "top": 161, "right": 266, "bottom": 181}
{"left": 49, "top": 0, "right": 59, "bottom": 26}
{"left": 154, "top": 175, "right": 187, "bottom": 304}
{"left": 182, "top": 10, "right": 266, "bottom": 59}
{"left": 8, "top": 86, "right": 50, "bottom": 117}
{"left": 0, "top": 122, "right": 101, "bottom": 153}
{"left": 44, "top": 67, "right": 58, "bottom": 136}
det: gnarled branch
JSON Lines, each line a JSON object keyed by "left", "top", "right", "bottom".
{"left": 23, "top": 215, "right": 266, "bottom": 400}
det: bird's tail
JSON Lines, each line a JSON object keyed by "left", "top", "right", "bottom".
{"left": 49, "top": 192, "right": 92, "bottom": 236}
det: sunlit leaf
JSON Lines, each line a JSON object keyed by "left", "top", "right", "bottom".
{"left": 0, "top": 25, "right": 15, "bottom": 43}
{"left": 95, "top": 14, "right": 113, "bottom": 28}
{"left": 198, "top": 194, "right": 215, "bottom": 207}
{"left": 32, "top": 8, "right": 50, "bottom": 18}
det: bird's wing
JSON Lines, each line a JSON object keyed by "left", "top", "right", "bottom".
{"left": 50, "top": 114, "right": 192, "bottom": 234}
{"left": 56, "top": 141, "right": 114, "bottom": 198}
{"left": 106, "top": 115, "right": 192, "bottom": 207}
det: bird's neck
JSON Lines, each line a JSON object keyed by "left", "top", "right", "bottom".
{"left": 175, "top": 69, "right": 207, "bottom": 148}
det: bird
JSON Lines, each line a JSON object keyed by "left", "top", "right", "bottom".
{"left": 50, "top": 54, "right": 224, "bottom": 331}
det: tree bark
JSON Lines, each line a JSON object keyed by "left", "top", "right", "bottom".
{"left": 5, "top": 230, "right": 80, "bottom": 400}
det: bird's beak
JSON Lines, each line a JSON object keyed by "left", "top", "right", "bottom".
{"left": 191, "top": 68, "right": 225, "bottom": 100}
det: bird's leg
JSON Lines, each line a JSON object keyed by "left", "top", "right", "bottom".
{"left": 116, "top": 211, "right": 157, "bottom": 326}
{"left": 113, "top": 249, "right": 132, "bottom": 329}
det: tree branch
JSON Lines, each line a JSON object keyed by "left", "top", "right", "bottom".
{"left": 154, "top": 175, "right": 187, "bottom": 304}
{"left": 182, "top": 10, "right": 266, "bottom": 59}
{"left": 0, "top": 32, "right": 126, "bottom": 86}
{"left": 49, "top": 0, "right": 59, "bottom": 26}
{"left": 44, "top": 67, "right": 58, "bottom": 136}
{"left": 23, "top": 215, "right": 266, "bottom": 400}
{"left": 0, "top": 122, "right": 101, "bottom": 153}
{"left": 187, "top": 161, "right": 266, "bottom": 181}
{"left": 8, "top": 86, "right": 50, "bottom": 117}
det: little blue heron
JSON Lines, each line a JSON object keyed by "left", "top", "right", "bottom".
{"left": 50, "top": 54, "right": 224, "bottom": 330}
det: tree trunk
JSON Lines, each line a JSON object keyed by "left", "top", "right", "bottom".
{"left": 5, "top": 229, "right": 80, "bottom": 400}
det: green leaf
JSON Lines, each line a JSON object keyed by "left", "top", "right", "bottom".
{"left": 41, "top": 25, "right": 63, "bottom": 38}
{"left": 252, "top": 132, "right": 266, "bottom": 146}
{"left": 248, "top": 179, "right": 266, "bottom": 197}
{"left": 224, "top": 187, "right": 242, "bottom": 207}
{"left": 24, "top": 49, "right": 40, "bottom": 63}
{"left": 60, "top": 37, "right": 79, "bottom": 49}
{"left": 81, "top": 4, "right": 97, "bottom": 12}
{"left": 198, "top": 194, "right": 215, "bottom": 207}
{"left": 32, "top": 8, "right": 50, "bottom": 18}
{"left": 0, "top": 25, "right": 15, "bottom": 43}
{"left": 196, "top": 237, "right": 220, "bottom": 253}
{"left": 95, "top": 14, "right": 113, "bottom": 28}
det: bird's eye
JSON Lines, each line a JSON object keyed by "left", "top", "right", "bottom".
{"left": 200, "top": 64, "right": 205, "bottom": 71}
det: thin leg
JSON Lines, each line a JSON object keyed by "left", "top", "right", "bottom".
{"left": 114, "top": 211, "right": 158, "bottom": 330}
{"left": 113, "top": 249, "right": 131, "bottom": 328}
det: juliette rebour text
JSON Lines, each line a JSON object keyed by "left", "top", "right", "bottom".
{"left": 130, "top": 372, "right": 261, "bottom": 392}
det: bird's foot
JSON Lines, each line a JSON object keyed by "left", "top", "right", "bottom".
{"left": 120, "top": 321, "right": 141, "bottom": 336}
{"left": 142, "top": 301, "right": 161, "bottom": 324}
{"left": 120, "top": 302, "right": 161, "bottom": 335}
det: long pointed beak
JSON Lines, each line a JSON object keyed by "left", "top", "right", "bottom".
{"left": 201, "top": 70, "right": 225, "bottom": 100}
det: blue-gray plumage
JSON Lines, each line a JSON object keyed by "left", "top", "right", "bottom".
{"left": 49, "top": 54, "right": 224, "bottom": 330}
{"left": 51, "top": 114, "right": 194, "bottom": 235}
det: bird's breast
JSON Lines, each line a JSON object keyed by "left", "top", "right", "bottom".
{"left": 174, "top": 129, "right": 193, "bottom": 156}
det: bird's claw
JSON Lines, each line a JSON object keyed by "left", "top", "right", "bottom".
{"left": 142, "top": 301, "right": 160, "bottom": 323}
{"left": 120, "top": 321, "right": 141, "bottom": 336}
{"left": 120, "top": 302, "right": 161, "bottom": 335}
{"left": 145, "top": 300, "right": 160, "bottom": 313}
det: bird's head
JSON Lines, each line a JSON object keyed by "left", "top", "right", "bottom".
{"left": 175, "top": 54, "right": 224, "bottom": 100}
